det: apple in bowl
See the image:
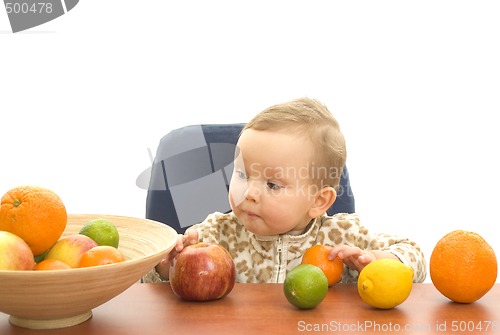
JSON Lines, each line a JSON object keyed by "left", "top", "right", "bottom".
{"left": 45, "top": 234, "right": 98, "bottom": 268}
{"left": 169, "top": 242, "right": 236, "bottom": 301}
{"left": 0, "top": 231, "right": 36, "bottom": 270}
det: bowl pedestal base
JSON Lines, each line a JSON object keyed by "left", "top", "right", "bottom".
{"left": 9, "top": 310, "right": 93, "bottom": 329}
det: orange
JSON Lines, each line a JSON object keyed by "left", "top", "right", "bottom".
{"left": 34, "top": 259, "right": 71, "bottom": 271}
{"left": 78, "top": 246, "right": 126, "bottom": 268}
{"left": 430, "top": 230, "right": 497, "bottom": 303}
{"left": 0, "top": 185, "right": 67, "bottom": 256}
{"left": 302, "top": 244, "right": 344, "bottom": 286}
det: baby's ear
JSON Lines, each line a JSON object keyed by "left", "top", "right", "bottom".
{"left": 309, "top": 187, "right": 336, "bottom": 218}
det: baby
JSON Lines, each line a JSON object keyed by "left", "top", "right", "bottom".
{"left": 144, "top": 97, "right": 426, "bottom": 284}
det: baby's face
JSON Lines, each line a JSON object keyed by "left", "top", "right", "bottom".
{"left": 229, "top": 128, "right": 320, "bottom": 236}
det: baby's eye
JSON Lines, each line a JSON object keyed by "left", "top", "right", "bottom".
{"left": 235, "top": 170, "right": 247, "bottom": 180}
{"left": 266, "top": 182, "right": 283, "bottom": 190}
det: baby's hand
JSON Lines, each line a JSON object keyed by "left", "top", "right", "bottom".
{"left": 155, "top": 228, "right": 199, "bottom": 280}
{"left": 329, "top": 245, "right": 376, "bottom": 273}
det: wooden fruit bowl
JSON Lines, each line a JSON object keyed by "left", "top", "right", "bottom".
{"left": 0, "top": 214, "right": 177, "bottom": 330}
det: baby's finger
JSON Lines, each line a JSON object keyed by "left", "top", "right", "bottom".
{"left": 329, "top": 245, "right": 346, "bottom": 260}
{"left": 358, "top": 251, "right": 376, "bottom": 265}
{"left": 357, "top": 255, "right": 369, "bottom": 265}
{"left": 174, "top": 234, "right": 185, "bottom": 251}
{"left": 185, "top": 229, "right": 198, "bottom": 245}
{"left": 338, "top": 247, "right": 363, "bottom": 260}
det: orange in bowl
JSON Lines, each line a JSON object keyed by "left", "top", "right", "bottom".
{"left": 78, "top": 245, "right": 126, "bottom": 267}
{"left": 34, "top": 259, "right": 71, "bottom": 271}
{"left": 0, "top": 185, "right": 67, "bottom": 256}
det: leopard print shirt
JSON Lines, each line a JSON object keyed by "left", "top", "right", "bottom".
{"left": 143, "top": 212, "right": 427, "bottom": 284}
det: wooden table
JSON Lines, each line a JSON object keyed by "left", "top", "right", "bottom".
{"left": 1, "top": 283, "right": 498, "bottom": 335}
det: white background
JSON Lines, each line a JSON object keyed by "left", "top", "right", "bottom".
{"left": 1, "top": 1, "right": 499, "bottom": 282}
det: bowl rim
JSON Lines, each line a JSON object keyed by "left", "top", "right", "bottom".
{"left": 0, "top": 213, "right": 178, "bottom": 275}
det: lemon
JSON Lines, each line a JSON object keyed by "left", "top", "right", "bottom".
{"left": 283, "top": 264, "right": 329, "bottom": 309}
{"left": 357, "top": 259, "right": 414, "bottom": 309}
{"left": 79, "top": 218, "right": 119, "bottom": 248}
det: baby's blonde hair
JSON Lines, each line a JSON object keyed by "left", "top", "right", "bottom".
{"left": 243, "top": 97, "right": 346, "bottom": 190}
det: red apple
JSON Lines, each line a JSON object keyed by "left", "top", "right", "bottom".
{"left": 169, "top": 242, "right": 236, "bottom": 301}
{"left": 0, "top": 231, "right": 36, "bottom": 270}
{"left": 45, "top": 234, "right": 98, "bottom": 268}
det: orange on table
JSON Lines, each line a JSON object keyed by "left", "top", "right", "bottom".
{"left": 0, "top": 185, "right": 67, "bottom": 256}
{"left": 78, "top": 246, "right": 126, "bottom": 268}
{"left": 430, "top": 230, "right": 497, "bottom": 303}
{"left": 302, "top": 244, "right": 344, "bottom": 286}
{"left": 35, "top": 259, "right": 71, "bottom": 271}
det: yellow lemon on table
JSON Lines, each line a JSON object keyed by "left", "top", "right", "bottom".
{"left": 283, "top": 264, "right": 329, "bottom": 309}
{"left": 357, "top": 259, "right": 414, "bottom": 309}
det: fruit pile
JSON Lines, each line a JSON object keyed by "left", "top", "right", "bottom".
{"left": 0, "top": 185, "right": 125, "bottom": 271}
{"left": 285, "top": 231, "right": 497, "bottom": 310}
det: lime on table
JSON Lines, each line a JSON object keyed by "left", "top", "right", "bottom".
{"left": 79, "top": 218, "right": 119, "bottom": 248}
{"left": 284, "top": 264, "right": 329, "bottom": 309}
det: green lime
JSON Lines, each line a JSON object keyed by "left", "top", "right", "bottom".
{"left": 79, "top": 218, "right": 119, "bottom": 248}
{"left": 284, "top": 264, "right": 329, "bottom": 309}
